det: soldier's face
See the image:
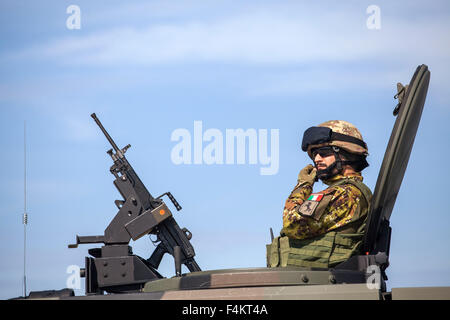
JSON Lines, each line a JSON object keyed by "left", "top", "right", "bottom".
{"left": 314, "top": 153, "right": 336, "bottom": 171}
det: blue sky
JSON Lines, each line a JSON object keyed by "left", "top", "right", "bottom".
{"left": 1, "top": 0, "right": 450, "bottom": 298}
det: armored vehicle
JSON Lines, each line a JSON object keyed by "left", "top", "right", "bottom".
{"left": 17, "top": 64, "right": 450, "bottom": 300}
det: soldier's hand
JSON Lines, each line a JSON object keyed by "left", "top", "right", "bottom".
{"left": 298, "top": 164, "right": 317, "bottom": 186}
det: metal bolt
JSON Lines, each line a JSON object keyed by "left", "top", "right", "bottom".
{"left": 103, "top": 273, "right": 108, "bottom": 278}
{"left": 301, "top": 274, "right": 309, "bottom": 283}
{"left": 329, "top": 275, "right": 337, "bottom": 284}
{"left": 103, "top": 262, "right": 108, "bottom": 267}
{"left": 122, "top": 273, "right": 126, "bottom": 277}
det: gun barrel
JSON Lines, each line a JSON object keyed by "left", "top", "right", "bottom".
{"left": 91, "top": 113, "right": 120, "bottom": 152}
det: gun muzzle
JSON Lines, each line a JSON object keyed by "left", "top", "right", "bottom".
{"left": 91, "top": 113, "right": 121, "bottom": 153}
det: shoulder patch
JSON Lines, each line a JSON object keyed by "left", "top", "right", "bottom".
{"left": 298, "top": 194, "right": 334, "bottom": 221}
{"left": 307, "top": 193, "right": 323, "bottom": 201}
{"left": 298, "top": 200, "right": 319, "bottom": 217}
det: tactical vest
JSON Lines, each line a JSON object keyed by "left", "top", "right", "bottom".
{"left": 267, "top": 178, "right": 372, "bottom": 269}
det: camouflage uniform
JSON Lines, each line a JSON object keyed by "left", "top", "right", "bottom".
{"left": 266, "top": 120, "right": 372, "bottom": 268}
{"left": 282, "top": 173, "right": 370, "bottom": 240}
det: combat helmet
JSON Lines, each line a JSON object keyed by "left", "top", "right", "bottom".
{"left": 301, "top": 120, "right": 369, "bottom": 180}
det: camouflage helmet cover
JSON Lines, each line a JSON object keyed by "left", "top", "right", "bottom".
{"left": 306, "top": 120, "right": 368, "bottom": 159}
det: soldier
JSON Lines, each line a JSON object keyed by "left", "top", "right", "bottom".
{"left": 267, "top": 120, "right": 373, "bottom": 268}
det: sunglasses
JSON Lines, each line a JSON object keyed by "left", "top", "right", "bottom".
{"left": 311, "top": 147, "right": 335, "bottom": 159}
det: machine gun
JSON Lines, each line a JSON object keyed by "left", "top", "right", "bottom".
{"left": 69, "top": 113, "right": 200, "bottom": 294}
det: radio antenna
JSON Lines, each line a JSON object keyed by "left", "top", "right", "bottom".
{"left": 23, "top": 121, "right": 28, "bottom": 297}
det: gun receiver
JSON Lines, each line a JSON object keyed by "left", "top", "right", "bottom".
{"left": 68, "top": 113, "right": 201, "bottom": 294}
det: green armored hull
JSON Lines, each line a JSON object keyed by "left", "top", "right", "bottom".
{"left": 25, "top": 267, "right": 450, "bottom": 300}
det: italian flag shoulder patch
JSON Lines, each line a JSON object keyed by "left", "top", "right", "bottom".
{"left": 307, "top": 193, "right": 323, "bottom": 201}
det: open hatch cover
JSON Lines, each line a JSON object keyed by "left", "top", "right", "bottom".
{"left": 363, "top": 64, "right": 431, "bottom": 254}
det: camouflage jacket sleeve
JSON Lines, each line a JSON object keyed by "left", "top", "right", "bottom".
{"left": 282, "top": 181, "right": 313, "bottom": 236}
{"left": 282, "top": 183, "right": 365, "bottom": 240}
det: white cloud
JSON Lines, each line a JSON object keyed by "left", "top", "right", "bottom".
{"left": 1, "top": 3, "right": 449, "bottom": 105}
{"left": 10, "top": 9, "right": 450, "bottom": 66}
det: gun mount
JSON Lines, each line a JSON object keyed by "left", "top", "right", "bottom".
{"left": 68, "top": 113, "right": 200, "bottom": 294}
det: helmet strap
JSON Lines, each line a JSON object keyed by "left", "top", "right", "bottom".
{"left": 333, "top": 147, "right": 343, "bottom": 173}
